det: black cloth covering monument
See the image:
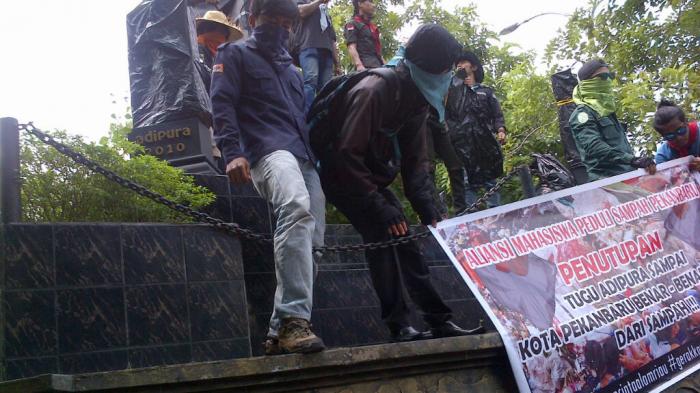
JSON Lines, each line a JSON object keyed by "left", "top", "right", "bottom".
{"left": 127, "top": 0, "right": 212, "bottom": 128}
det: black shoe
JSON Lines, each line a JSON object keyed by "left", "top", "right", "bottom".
{"left": 390, "top": 326, "right": 426, "bottom": 343}
{"left": 431, "top": 321, "right": 485, "bottom": 338}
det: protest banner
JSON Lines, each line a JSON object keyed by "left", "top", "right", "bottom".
{"left": 430, "top": 157, "right": 700, "bottom": 393}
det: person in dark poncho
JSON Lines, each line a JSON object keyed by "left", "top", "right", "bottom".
{"left": 446, "top": 51, "right": 506, "bottom": 210}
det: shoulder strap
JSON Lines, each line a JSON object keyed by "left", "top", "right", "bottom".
{"left": 308, "top": 68, "right": 402, "bottom": 134}
{"left": 367, "top": 68, "right": 404, "bottom": 163}
{"left": 367, "top": 67, "right": 401, "bottom": 106}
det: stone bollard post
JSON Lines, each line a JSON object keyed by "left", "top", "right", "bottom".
{"left": 519, "top": 166, "right": 536, "bottom": 198}
{"left": 0, "top": 117, "right": 21, "bottom": 223}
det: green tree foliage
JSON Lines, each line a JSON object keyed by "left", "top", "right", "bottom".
{"left": 546, "top": 0, "right": 699, "bottom": 74}
{"left": 402, "top": 0, "right": 492, "bottom": 53}
{"left": 20, "top": 118, "right": 215, "bottom": 223}
{"left": 498, "top": 60, "right": 562, "bottom": 202}
{"left": 330, "top": 0, "right": 698, "bottom": 219}
{"left": 546, "top": 0, "right": 699, "bottom": 155}
{"left": 29, "top": 0, "right": 694, "bottom": 225}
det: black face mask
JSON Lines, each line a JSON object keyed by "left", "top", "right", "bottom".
{"left": 252, "top": 23, "right": 293, "bottom": 72}
{"left": 455, "top": 68, "right": 468, "bottom": 80}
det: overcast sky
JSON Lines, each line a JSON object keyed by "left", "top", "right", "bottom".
{"left": 0, "top": 0, "right": 586, "bottom": 140}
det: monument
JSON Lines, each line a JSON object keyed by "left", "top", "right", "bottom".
{"left": 126, "top": 0, "right": 248, "bottom": 174}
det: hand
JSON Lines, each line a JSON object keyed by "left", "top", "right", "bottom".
{"left": 630, "top": 157, "right": 656, "bottom": 175}
{"left": 416, "top": 203, "right": 442, "bottom": 227}
{"left": 690, "top": 157, "right": 700, "bottom": 171}
{"left": 497, "top": 128, "right": 506, "bottom": 145}
{"left": 355, "top": 63, "right": 366, "bottom": 72}
{"left": 334, "top": 63, "right": 342, "bottom": 76}
{"left": 226, "top": 157, "right": 251, "bottom": 184}
{"left": 389, "top": 221, "right": 409, "bottom": 237}
{"left": 377, "top": 204, "right": 408, "bottom": 236}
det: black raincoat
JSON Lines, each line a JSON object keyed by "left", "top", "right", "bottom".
{"left": 445, "top": 79, "right": 505, "bottom": 185}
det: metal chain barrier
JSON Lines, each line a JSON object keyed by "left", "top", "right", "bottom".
{"left": 19, "top": 122, "right": 272, "bottom": 244}
{"left": 322, "top": 165, "right": 525, "bottom": 252}
{"left": 18, "top": 122, "right": 521, "bottom": 252}
{"left": 455, "top": 165, "right": 524, "bottom": 217}
{"left": 504, "top": 118, "right": 559, "bottom": 162}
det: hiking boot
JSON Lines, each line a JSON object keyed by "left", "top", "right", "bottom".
{"left": 263, "top": 336, "right": 283, "bottom": 356}
{"left": 278, "top": 318, "right": 326, "bottom": 354}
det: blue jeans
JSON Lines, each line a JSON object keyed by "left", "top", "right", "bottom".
{"left": 465, "top": 179, "right": 501, "bottom": 209}
{"left": 299, "top": 48, "right": 333, "bottom": 113}
{"left": 250, "top": 150, "right": 326, "bottom": 336}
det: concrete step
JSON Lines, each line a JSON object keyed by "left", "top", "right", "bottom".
{"left": 0, "top": 333, "right": 516, "bottom": 393}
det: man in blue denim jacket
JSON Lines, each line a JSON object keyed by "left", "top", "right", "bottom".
{"left": 211, "top": 0, "right": 325, "bottom": 355}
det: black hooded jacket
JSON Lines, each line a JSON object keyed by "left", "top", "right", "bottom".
{"left": 317, "top": 63, "right": 436, "bottom": 218}
{"left": 317, "top": 24, "right": 461, "bottom": 223}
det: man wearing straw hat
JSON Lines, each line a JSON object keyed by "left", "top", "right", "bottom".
{"left": 195, "top": 11, "right": 243, "bottom": 164}
{"left": 196, "top": 10, "right": 243, "bottom": 91}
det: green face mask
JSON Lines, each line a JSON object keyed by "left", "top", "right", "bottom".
{"left": 572, "top": 78, "right": 616, "bottom": 117}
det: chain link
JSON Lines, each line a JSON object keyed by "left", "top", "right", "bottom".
{"left": 455, "top": 165, "right": 524, "bottom": 217}
{"left": 504, "top": 118, "right": 559, "bottom": 162}
{"left": 19, "top": 122, "right": 272, "bottom": 243}
{"left": 18, "top": 122, "right": 518, "bottom": 252}
{"left": 321, "top": 166, "right": 523, "bottom": 252}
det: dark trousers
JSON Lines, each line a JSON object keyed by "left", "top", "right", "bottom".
{"left": 427, "top": 128, "right": 467, "bottom": 212}
{"left": 326, "top": 188, "right": 452, "bottom": 332}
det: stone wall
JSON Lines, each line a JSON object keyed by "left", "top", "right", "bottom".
{"left": 0, "top": 174, "right": 490, "bottom": 380}
{"left": 0, "top": 223, "right": 250, "bottom": 380}
{"left": 244, "top": 228, "right": 492, "bottom": 355}
{"left": 0, "top": 334, "right": 517, "bottom": 393}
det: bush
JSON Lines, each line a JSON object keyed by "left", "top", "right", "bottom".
{"left": 20, "top": 121, "right": 215, "bottom": 223}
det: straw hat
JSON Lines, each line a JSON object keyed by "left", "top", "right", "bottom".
{"left": 196, "top": 11, "right": 243, "bottom": 42}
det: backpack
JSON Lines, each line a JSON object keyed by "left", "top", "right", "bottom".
{"left": 308, "top": 67, "right": 402, "bottom": 159}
